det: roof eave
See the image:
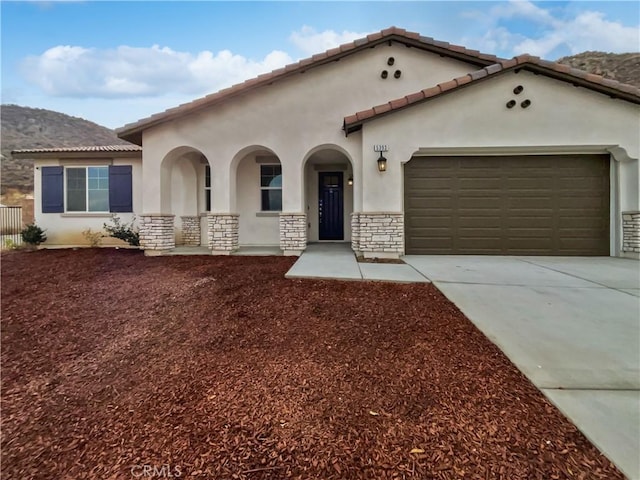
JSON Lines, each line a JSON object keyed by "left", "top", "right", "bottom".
{"left": 11, "top": 150, "right": 142, "bottom": 160}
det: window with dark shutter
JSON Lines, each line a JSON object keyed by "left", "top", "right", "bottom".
{"left": 41, "top": 166, "right": 64, "bottom": 213}
{"left": 108, "top": 165, "right": 133, "bottom": 213}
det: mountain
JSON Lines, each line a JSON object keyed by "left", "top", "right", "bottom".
{"left": 1, "top": 104, "right": 130, "bottom": 193}
{"left": 556, "top": 51, "right": 640, "bottom": 88}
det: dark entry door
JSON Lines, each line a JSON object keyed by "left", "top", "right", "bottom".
{"left": 319, "top": 172, "right": 344, "bottom": 240}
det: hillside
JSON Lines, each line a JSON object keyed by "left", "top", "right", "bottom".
{"left": 556, "top": 51, "right": 640, "bottom": 88}
{"left": 1, "top": 105, "right": 130, "bottom": 193}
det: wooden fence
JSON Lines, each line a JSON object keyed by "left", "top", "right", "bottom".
{"left": 0, "top": 206, "right": 23, "bottom": 249}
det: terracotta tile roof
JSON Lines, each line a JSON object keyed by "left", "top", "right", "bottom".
{"left": 11, "top": 144, "right": 142, "bottom": 157}
{"left": 343, "top": 54, "right": 640, "bottom": 134}
{"left": 116, "top": 27, "right": 501, "bottom": 145}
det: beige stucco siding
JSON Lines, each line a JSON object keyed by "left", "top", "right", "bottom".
{"left": 139, "top": 41, "right": 479, "bottom": 232}
{"left": 236, "top": 153, "right": 279, "bottom": 246}
{"left": 360, "top": 70, "right": 640, "bottom": 215}
{"left": 34, "top": 156, "right": 142, "bottom": 246}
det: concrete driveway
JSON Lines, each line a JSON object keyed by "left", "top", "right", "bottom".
{"left": 403, "top": 256, "right": 640, "bottom": 479}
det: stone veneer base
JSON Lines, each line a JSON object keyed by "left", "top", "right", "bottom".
{"left": 280, "top": 212, "right": 307, "bottom": 254}
{"left": 207, "top": 213, "right": 239, "bottom": 252}
{"left": 353, "top": 212, "right": 404, "bottom": 257}
{"left": 139, "top": 214, "right": 175, "bottom": 251}
{"left": 180, "top": 216, "right": 201, "bottom": 246}
{"left": 622, "top": 211, "right": 640, "bottom": 256}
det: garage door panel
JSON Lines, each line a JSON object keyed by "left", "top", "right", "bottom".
{"left": 408, "top": 217, "right": 452, "bottom": 228}
{"left": 459, "top": 217, "right": 502, "bottom": 227}
{"left": 508, "top": 217, "right": 553, "bottom": 228}
{"left": 458, "top": 197, "right": 502, "bottom": 208}
{"left": 406, "top": 197, "right": 453, "bottom": 209}
{"left": 404, "top": 154, "right": 609, "bottom": 255}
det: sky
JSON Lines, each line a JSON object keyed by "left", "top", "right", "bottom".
{"left": 1, "top": 1, "right": 639, "bottom": 129}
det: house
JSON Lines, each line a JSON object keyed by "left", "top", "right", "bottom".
{"left": 14, "top": 27, "right": 640, "bottom": 258}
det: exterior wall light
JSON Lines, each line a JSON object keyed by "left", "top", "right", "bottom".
{"left": 377, "top": 152, "right": 387, "bottom": 172}
{"left": 347, "top": 176, "right": 354, "bottom": 186}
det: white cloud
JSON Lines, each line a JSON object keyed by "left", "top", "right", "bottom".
{"left": 461, "top": 0, "right": 639, "bottom": 58}
{"left": 289, "top": 26, "right": 369, "bottom": 56}
{"left": 21, "top": 44, "right": 293, "bottom": 98}
{"left": 514, "top": 10, "right": 640, "bottom": 57}
{"left": 19, "top": 25, "right": 372, "bottom": 100}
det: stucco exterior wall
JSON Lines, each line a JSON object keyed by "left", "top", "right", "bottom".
{"left": 236, "top": 153, "right": 280, "bottom": 246}
{"left": 359, "top": 70, "right": 640, "bottom": 255}
{"left": 139, "top": 42, "right": 478, "bottom": 223}
{"left": 33, "top": 156, "right": 142, "bottom": 246}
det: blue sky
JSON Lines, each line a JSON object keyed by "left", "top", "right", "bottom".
{"left": 2, "top": 1, "right": 638, "bottom": 129}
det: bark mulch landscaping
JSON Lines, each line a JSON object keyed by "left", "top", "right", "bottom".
{"left": 1, "top": 249, "right": 622, "bottom": 480}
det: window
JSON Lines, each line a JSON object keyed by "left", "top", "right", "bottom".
{"left": 41, "top": 165, "right": 132, "bottom": 214}
{"left": 66, "top": 166, "right": 110, "bottom": 212}
{"left": 205, "top": 165, "right": 212, "bottom": 212}
{"left": 260, "top": 164, "right": 282, "bottom": 211}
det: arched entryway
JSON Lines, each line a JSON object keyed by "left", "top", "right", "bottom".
{"left": 160, "top": 146, "right": 211, "bottom": 246}
{"left": 302, "top": 145, "right": 355, "bottom": 243}
{"left": 231, "top": 145, "right": 282, "bottom": 247}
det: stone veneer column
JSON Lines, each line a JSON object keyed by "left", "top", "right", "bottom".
{"left": 351, "top": 212, "right": 361, "bottom": 254}
{"left": 207, "top": 213, "right": 239, "bottom": 254}
{"left": 180, "top": 216, "right": 201, "bottom": 246}
{"left": 358, "top": 212, "right": 404, "bottom": 258}
{"left": 622, "top": 211, "right": 640, "bottom": 257}
{"left": 140, "top": 214, "right": 175, "bottom": 255}
{"left": 279, "top": 212, "right": 307, "bottom": 256}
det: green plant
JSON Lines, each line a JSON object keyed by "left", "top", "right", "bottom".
{"left": 21, "top": 223, "right": 47, "bottom": 246}
{"left": 82, "top": 228, "right": 103, "bottom": 247}
{"left": 103, "top": 215, "right": 140, "bottom": 247}
{"left": 3, "top": 238, "right": 18, "bottom": 250}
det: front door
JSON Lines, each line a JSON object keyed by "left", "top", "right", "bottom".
{"left": 318, "top": 172, "right": 343, "bottom": 240}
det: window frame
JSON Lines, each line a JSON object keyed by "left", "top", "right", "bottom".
{"left": 64, "top": 165, "right": 110, "bottom": 213}
{"left": 259, "top": 164, "right": 282, "bottom": 212}
{"left": 204, "top": 165, "right": 212, "bottom": 212}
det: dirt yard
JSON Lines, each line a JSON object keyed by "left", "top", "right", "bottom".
{"left": 1, "top": 249, "right": 622, "bottom": 479}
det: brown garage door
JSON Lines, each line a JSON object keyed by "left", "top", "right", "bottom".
{"left": 404, "top": 155, "right": 610, "bottom": 255}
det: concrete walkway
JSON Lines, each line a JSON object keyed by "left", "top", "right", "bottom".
{"left": 403, "top": 255, "right": 640, "bottom": 479}
{"left": 285, "top": 243, "right": 429, "bottom": 282}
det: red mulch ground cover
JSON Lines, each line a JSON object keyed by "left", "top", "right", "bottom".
{"left": 1, "top": 249, "right": 622, "bottom": 480}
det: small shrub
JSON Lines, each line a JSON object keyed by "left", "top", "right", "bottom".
{"left": 103, "top": 215, "right": 140, "bottom": 247}
{"left": 82, "top": 228, "right": 103, "bottom": 247}
{"left": 3, "top": 238, "right": 18, "bottom": 250}
{"left": 21, "top": 223, "right": 47, "bottom": 246}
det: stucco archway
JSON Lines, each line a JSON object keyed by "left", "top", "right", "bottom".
{"left": 160, "top": 146, "right": 211, "bottom": 246}
{"left": 230, "top": 145, "right": 282, "bottom": 247}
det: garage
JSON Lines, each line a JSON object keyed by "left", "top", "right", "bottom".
{"left": 404, "top": 154, "right": 610, "bottom": 255}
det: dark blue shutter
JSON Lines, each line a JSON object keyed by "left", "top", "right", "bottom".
{"left": 41, "top": 166, "right": 64, "bottom": 213}
{"left": 109, "top": 165, "right": 133, "bottom": 213}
